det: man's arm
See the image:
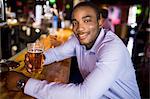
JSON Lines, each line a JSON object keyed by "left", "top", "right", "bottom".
{"left": 44, "top": 35, "right": 78, "bottom": 65}
{"left": 24, "top": 39, "right": 126, "bottom": 99}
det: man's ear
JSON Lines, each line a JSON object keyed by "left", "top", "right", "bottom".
{"left": 98, "top": 18, "right": 104, "bottom": 28}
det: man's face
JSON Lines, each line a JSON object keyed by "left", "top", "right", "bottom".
{"left": 72, "top": 6, "right": 100, "bottom": 49}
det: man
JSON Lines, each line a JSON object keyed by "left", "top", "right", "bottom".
{"left": 99, "top": 8, "right": 115, "bottom": 32}
{"left": 6, "top": 2, "right": 140, "bottom": 99}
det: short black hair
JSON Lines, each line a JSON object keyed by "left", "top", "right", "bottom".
{"left": 71, "top": 2, "right": 100, "bottom": 20}
{"left": 99, "top": 9, "right": 108, "bottom": 19}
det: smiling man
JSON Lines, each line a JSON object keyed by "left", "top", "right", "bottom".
{"left": 71, "top": 5, "right": 100, "bottom": 49}
{"left": 6, "top": 2, "right": 140, "bottom": 99}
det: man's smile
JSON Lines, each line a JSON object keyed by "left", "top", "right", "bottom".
{"left": 77, "top": 32, "right": 89, "bottom": 40}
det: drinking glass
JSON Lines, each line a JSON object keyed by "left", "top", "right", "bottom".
{"left": 27, "top": 41, "right": 44, "bottom": 77}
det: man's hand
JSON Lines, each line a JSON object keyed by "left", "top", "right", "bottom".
{"left": 24, "top": 53, "right": 45, "bottom": 73}
{"left": 5, "top": 71, "right": 29, "bottom": 91}
{"left": 24, "top": 53, "right": 33, "bottom": 73}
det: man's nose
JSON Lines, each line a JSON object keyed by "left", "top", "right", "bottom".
{"left": 77, "top": 23, "right": 84, "bottom": 32}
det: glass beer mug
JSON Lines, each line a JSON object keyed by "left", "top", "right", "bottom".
{"left": 27, "top": 41, "right": 44, "bottom": 77}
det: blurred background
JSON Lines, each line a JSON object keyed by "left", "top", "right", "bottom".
{"left": 0, "top": 0, "right": 149, "bottom": 98}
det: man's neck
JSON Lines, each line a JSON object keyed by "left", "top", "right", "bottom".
{"left": 85, "top": 28, "right": 101, "bottom": 50}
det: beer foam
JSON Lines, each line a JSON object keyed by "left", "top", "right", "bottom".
{"left": 28, "top": 48, "right": 44, "bottom": 53}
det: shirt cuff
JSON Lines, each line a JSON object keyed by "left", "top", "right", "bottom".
{"left": 43, "top": 49, "right": 56, "bottom": 65}
{"left": 24, "top": 78, "right": 47, "bottom": 97}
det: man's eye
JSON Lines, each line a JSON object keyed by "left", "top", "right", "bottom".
{"left": 84, "top": 20, "right": 90, "bottom": 23}
{"left": 72, "top": 22, "right": 77, "bottom": 26}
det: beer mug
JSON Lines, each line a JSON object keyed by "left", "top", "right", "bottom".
{"left": 27, "top": 41, "right": 44, "bottom": 74}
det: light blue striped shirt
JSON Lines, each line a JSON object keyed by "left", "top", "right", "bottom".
{"left": 24, "top": 28, "right": 141, "bottom": 99}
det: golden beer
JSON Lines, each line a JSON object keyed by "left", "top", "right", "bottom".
{"left": 27, "top": 42, "right": 44, "bottom": 74}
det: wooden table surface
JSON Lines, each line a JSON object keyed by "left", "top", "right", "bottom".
{"left": 0, "top": 29, "right": 73, "bottom": 99}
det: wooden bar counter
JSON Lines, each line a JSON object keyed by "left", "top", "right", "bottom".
{"left": 0, "top": 29, "right": 73, "bottom": 99}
